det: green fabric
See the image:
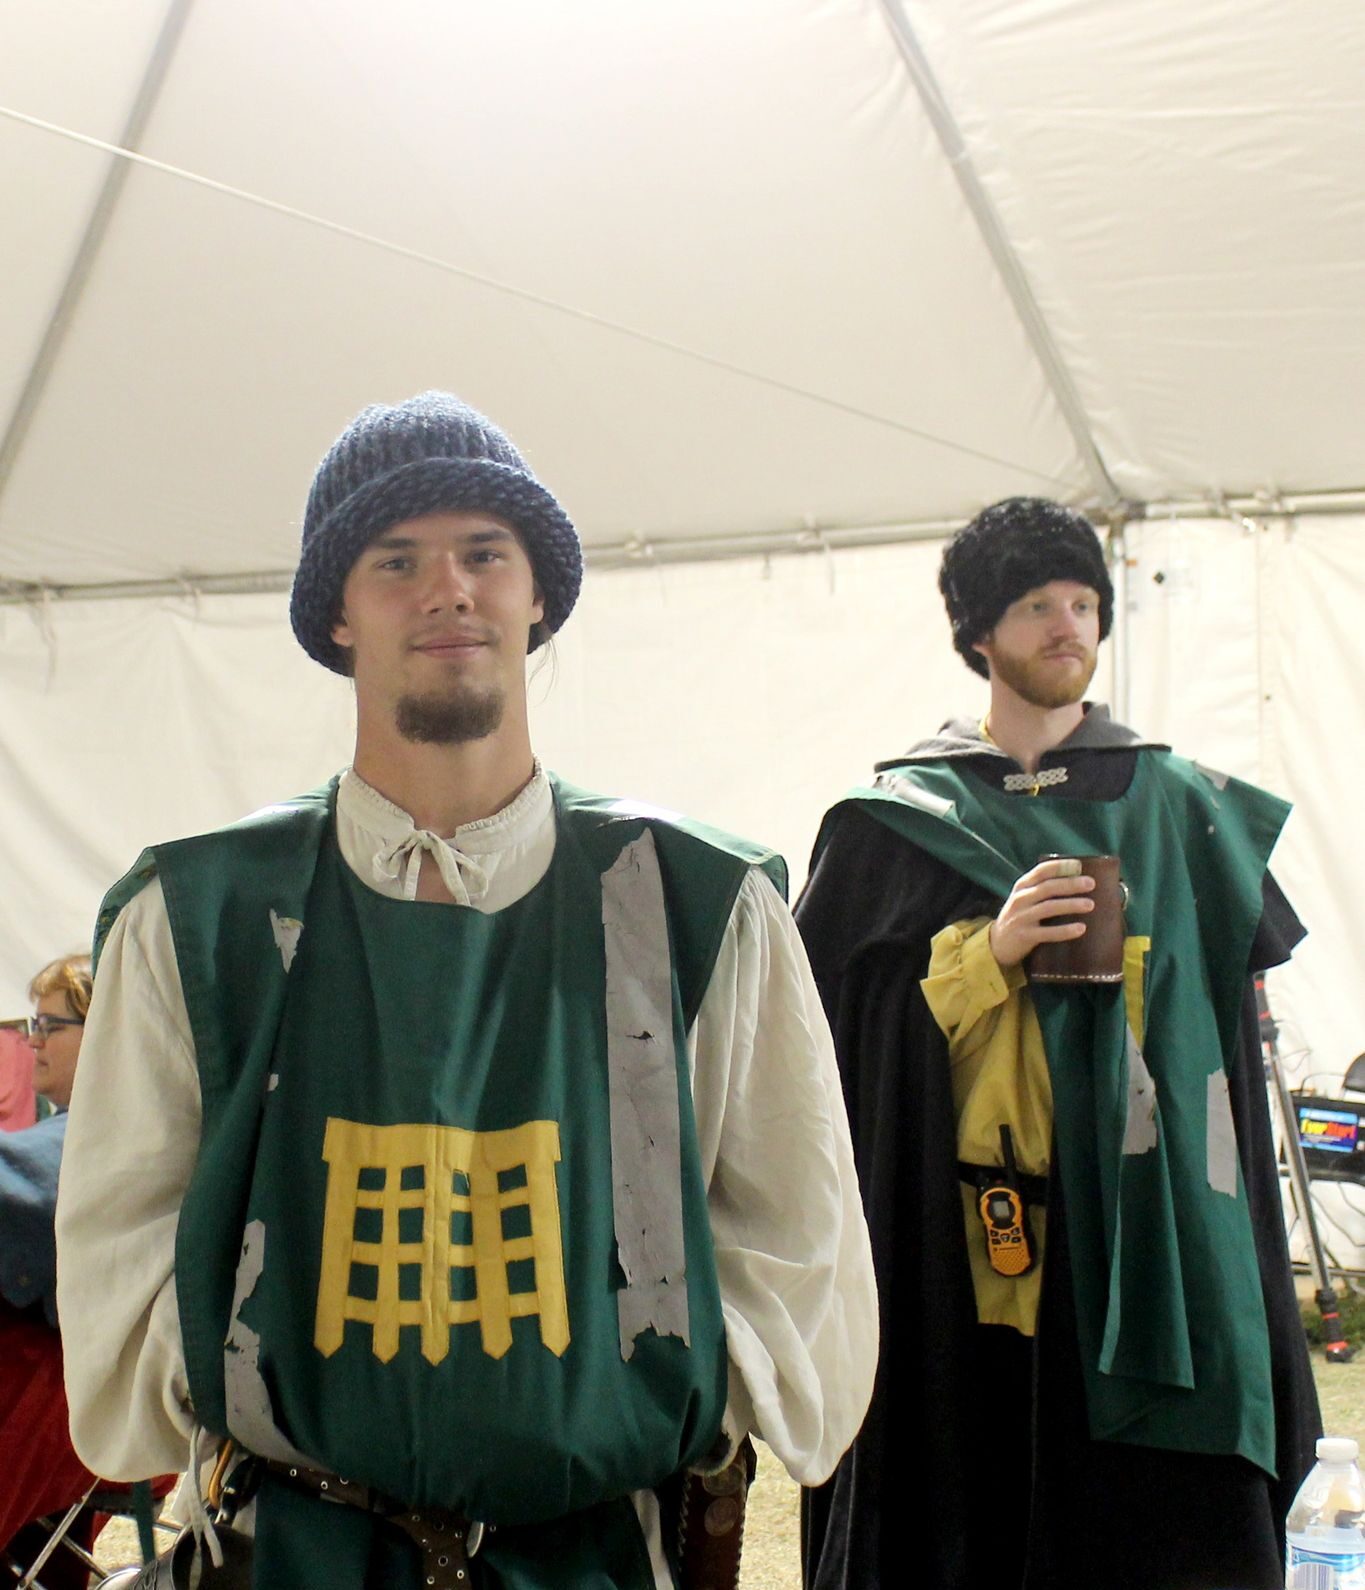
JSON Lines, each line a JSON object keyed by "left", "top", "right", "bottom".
{"left": 839, "top": 750, "right": 1288, "bottom": 1477}
{"left": 96, "top": 783, "right": 337, "bottom": 1439}
{"left": 550, "top": 778, "right": 788, "bottom": 1025}
{"left": 244, "top": 819, "right": 726, "bottom": 1517}
{"left": 130, "top": 1479, "right": 156, "bottom": 1564}
{"left": 93, "top": 772, "right": 783, "bottom": 1590}
{"left": 253, "top": 1473, "right": 657, "bottom": 1590}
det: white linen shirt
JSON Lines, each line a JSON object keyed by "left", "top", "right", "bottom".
{"left": 56, "top": 766, "right": 876, "bottom": 1506}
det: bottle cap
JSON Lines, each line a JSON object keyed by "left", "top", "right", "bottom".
{"left": 1317, "top": 1437, "right": 1359, "bottom": 1464}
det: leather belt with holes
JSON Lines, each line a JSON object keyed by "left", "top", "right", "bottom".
{"left": 260, "top": 1459, "right": 486, "bottom": 1588}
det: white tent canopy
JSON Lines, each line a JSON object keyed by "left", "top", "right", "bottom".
{"left": 1, "top": 1, "right": 1364, "bottom": 1121}
{"left": 5, "top": 0, "right": 1364, "bottom": 592}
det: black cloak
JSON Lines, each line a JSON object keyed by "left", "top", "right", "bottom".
{"left": 797, "top": 711, "right": 1320, "bottom": 1590}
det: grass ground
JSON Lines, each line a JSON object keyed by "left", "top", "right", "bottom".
{"left": 1304, "top": 1285, "right": 1365, "bottom": 1451}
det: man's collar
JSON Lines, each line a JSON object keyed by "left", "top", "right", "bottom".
{"left": 337, "top": 761, "right": 552, "bottom": 855}
{"left": 876, "top": 704, "right": 1166, "bottom": 771}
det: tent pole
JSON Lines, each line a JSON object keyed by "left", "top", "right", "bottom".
{"left": 1109, "top": 518, "right": 1132, "bottom": 727}
{"left": 0, "top": 0, "right": 196, "bottom": 508}
{"left": 876, "top": 0, "right": 1124, "bottom": 515}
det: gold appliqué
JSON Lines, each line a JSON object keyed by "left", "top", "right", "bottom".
{"left": 314, "top": 1117, "right": 570, "bottom": 1364}
{"left": 1123, "top": 936, "right": 1153, "bottom": 1045}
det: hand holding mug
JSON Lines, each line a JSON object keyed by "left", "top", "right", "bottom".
{"left": 988, "top": 857, "right": 1095, "bottom": 969}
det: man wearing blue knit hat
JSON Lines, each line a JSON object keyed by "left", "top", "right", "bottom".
{"left": 58, "top": 393, "right": 876, "bottom": 1590}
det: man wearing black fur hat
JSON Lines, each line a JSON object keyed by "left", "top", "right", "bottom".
{"left": 57, "top": 393, "right": 876, "bottom": 1590}
{"left": 798, "top": 497, "right": 1318, "bottom": 1590}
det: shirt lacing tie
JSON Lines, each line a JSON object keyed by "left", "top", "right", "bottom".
{"left": 372, "top": 830, "right": 491, "bottom": 905}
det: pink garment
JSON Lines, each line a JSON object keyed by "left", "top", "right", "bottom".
{"left": 0, "top": 1029, "right": 36, "bottom": 1132}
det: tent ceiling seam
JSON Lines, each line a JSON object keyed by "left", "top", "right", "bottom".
{"left": 0, "top": 100, "right": 1071, "bottom": 490}
{"left": 0, "top": 0, "right": 196, "bottom": 514}
{"left": 877, "top": 0, "right": 1124, "bottom": 511}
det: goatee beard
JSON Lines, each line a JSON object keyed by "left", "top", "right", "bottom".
{"left": 395, "top": 686, "right": 505, "bottom": 745}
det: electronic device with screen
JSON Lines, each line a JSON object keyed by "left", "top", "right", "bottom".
{"left": 1292, "top": 1094, "right": 1365, "bottom": 1179}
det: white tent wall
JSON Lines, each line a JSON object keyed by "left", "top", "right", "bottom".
{"left": 1118, "top": 512, "right": 1365, "bottom": 1273}
{"left": 1120, "top": 513, "right": 1365, "bottom": 1090}
{"left": 0, "top": 592, "right": 354, "bottom": 1013}
{"left": 1, "top": 542, "right": 992, "bottom": 1012}
{"left": 7, "top": 515, "right": 1362, "bottom": 1111}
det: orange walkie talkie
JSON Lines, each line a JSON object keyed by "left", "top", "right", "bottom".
{"left": 977, "top": 1124, "right": 1036, "bottom": 1277}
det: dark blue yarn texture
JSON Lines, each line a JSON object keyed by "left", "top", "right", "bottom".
{"left": 290, "top": 392, "right": 583, "bottom": 673}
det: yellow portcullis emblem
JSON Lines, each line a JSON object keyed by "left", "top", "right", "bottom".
{"left": 314, "top": 1117, "right": 570, "bottom": 1364}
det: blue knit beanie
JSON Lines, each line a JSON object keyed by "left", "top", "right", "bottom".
{"left": 290, "top": 392, "right": 582, "bottom": 673}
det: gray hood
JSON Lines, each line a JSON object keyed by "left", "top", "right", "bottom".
{"left": 875, "top": 704, "right": 1166, "bottom": 770}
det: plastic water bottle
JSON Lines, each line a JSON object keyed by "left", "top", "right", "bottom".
{"left": 1287, "top": 1436, "right": 1365, "bottom": 1588}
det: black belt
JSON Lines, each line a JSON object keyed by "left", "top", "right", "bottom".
{"left": 260, "top": 1459, "right": 485, "bottom": 1589}
{"left": 958, "top": 1160, "right": 1049, "bottom": 1204}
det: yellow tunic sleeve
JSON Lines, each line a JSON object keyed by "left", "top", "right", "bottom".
{"left": 921, "top": 918, "right": 1052, "bottom": 1336}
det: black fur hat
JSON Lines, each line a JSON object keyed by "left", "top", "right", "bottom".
{"left": 938, "top": 497, "right": 1112, "bottom": 678}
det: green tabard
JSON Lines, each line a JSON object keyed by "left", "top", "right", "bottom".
{"left": 836, "top": 749, "right": 1288, "bottom": 1477}
{"left": 94, "top": 775, "right": 785, "bottom": 1590}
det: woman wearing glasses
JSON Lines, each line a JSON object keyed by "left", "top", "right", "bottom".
{"left": 27, "top": 955, "right": 91, "bottom": 1113}
{"left": 0, "top": 954, "right": 97, "bottom": 1583}
{"left": 0, "top": 953, "right": 90, "bottom": 1317}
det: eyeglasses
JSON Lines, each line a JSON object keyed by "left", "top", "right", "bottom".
{"left": 27, "top": 1014, "right": 84, "bottom": 1040}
